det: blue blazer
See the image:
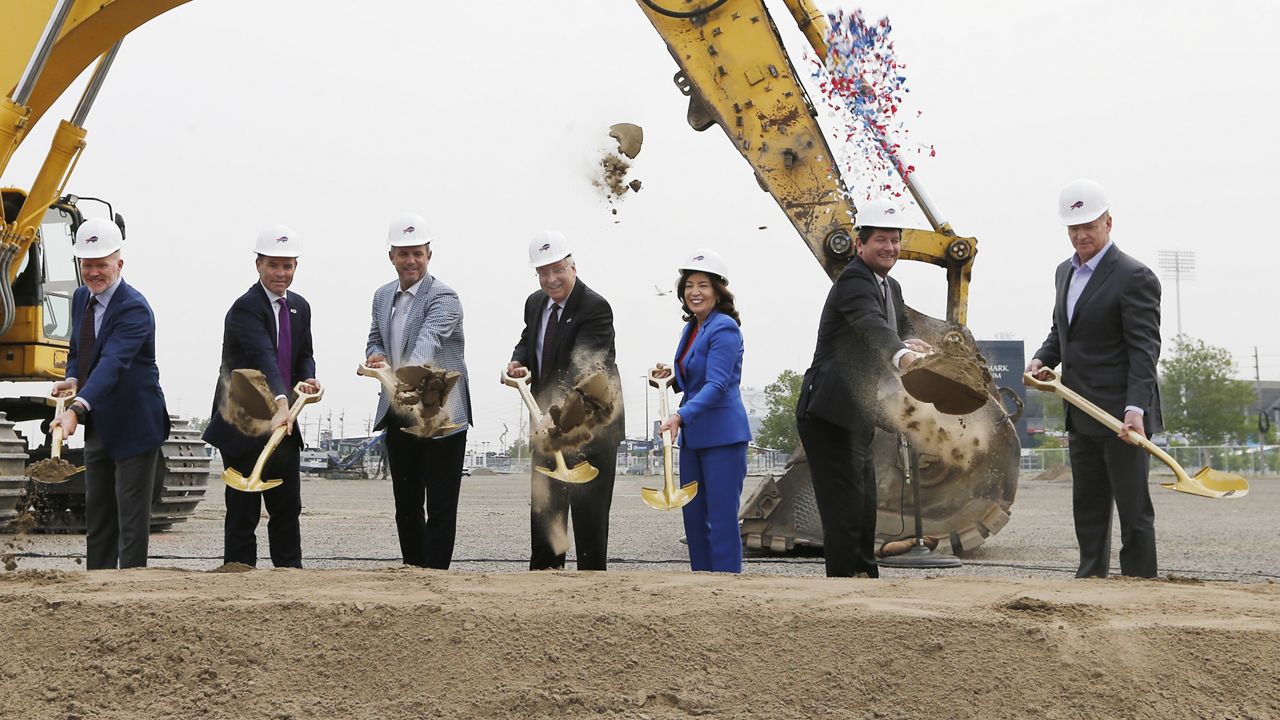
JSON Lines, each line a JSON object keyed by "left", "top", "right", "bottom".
{"left": 672, "top": 310, "right": 751, "bottom": 450}
{"left": 66, "top": 280, "right": 170, "bottom": 460}
{"left": 203, "top": 283, "right": 316, "bottom": 458}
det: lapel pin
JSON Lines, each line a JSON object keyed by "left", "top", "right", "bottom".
{"left": 290, "top": 308, "right": 297, "bottom": 314}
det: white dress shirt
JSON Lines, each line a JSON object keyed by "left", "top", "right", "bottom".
{"left": 389, "top": 277, "right": 425, "bottom": 369}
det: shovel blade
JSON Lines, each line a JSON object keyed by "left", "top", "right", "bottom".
{"left": 640, "top": 482, "right": 698, "bottom": 510}
{"left": 400, "top": 421, "right": 463, "bottom": 439}
{"left": 535, "top": 459, "right": 598, "bottom": 485}
{"left": 222, "top": 468, "right": 284, "bottom": 493}
{"left": 24, "top": 458, "right": 80, "bottom": 484}
{"left": 1160, "top": 467, "right": 1249, "bottom": 499}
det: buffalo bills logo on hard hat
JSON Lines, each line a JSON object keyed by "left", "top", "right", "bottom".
{"left": 1070, "top": 201, "right": 1085, "bottom": 210}
{"left": 402, "top": 226, "right": 415, "bottom": 234}
{"left": 275, "top": 235, "right": 289, "bottom": 243}
{"left": 692, "top": 255, "right": 705, "bottom": 261}
{"left": 538, "top": 243, "right": 551, "bottom": 253}
{"left": 883, "top": 208, "right": 896, "bottom": 215}
{"left": 84, "top": 235, "right": 99, "bottom": 243}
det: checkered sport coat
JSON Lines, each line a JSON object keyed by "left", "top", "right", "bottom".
{"left": 366, "top": 275, "right": 472, "bottom": 434}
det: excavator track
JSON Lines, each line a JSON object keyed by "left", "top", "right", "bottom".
{"left": 0, "top": 412, "right": 210, "bottom": 533}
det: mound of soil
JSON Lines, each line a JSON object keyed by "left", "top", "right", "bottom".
{"left": 0, "top": 569, "right": 1276, "bottom": 719}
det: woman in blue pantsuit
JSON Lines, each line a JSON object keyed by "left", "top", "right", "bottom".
{"left": 654, "top": 249, "right": 751, "bottom": 573}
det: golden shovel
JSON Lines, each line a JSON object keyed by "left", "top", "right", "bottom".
{"left": 501, "top": 370, "right": 597, "bottom": 484}
{"left": 1024, "top": 369, "right": 1248, "bottom": 499}
{"left": 223, "top": 381, "right": 324, "bottom": 493}
{"left": 357, "top": 362, "right": 462, "bottom": 438}
{"left": 26, "top": 392, "right": 80, "bottom": 484}
{"left": 640, "top": 369, "right": 697, "bottom": 510}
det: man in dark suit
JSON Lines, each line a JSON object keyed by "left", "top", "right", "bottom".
{"left": 203, "top": 225, "right": 320, "bottom": 569}
{"left": 795, "top": 200, "right": 930, "bottom": 578}
{"left": 1028, "top": 179, "right": 1162, "bottom": 578}
{"left": 506, "top": 230, "right": 624, "bottom": 571}
{"left": 50, "top": 218, "right": 170, "bottom": 570}
{"left": 365, "top": 212, "right": 473, "bottom": 569}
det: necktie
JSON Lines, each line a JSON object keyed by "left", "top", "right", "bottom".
{"left": 276, "top": 297, "right": 292, "bottom": 389}
{"left": 78, "top": 297, "right": 97, "bottom": 386}
{"left": 882, "top": 279, "right": 898, "bottom": 334}
{"left": 540, "top": 303, "right": 560, "bottom": 377}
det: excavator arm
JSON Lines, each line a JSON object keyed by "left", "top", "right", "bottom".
{"left": 634, "top": 0, "right": 976, "bottom": 323}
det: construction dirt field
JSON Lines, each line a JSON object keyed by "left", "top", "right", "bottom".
{"left": 2, "top": 471, "right": 1278, "bottom": 720}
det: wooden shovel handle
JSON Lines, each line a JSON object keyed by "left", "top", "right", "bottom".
{"left": 1023, "top": 369, "right": 1189, "bottom": 483}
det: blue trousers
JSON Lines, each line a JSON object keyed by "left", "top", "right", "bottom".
{"left": 679, "top": 442, "right": 747, "bottom": 573}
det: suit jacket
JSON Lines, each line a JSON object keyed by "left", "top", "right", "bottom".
{"left": 366, "top": 275, "right": 473, "bottom": 432}
{"left": 203, "top": 283, "right": 316, "bottom": 458}
{"left": 671, "top": 309, "right": 751, "bottom": 449}
{"left": 511, "top": 278, "right": 624, "bottom": 449}
{"left": 66, "top": 280, "right": 170, "bottom": 460}
{"left": 795, "top": 255, "right": 913, "bottom": 431}
{"left": 1033, "top": 242, "right": 1163, "bottom": 437}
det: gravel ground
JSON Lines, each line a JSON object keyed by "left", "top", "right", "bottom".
{"left": 8, "top": 470, "right": 1278, "bottom": 582}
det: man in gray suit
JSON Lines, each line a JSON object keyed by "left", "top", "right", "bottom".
{"left": 365, "top": 212, "right": 473, "bottom": 569}
{"left": 1027, "top": 179, "right": 1163, "bottom": 578}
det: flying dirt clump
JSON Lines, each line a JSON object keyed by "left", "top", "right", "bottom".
{"left": 3, "top": 510, "right": 37, "bottom": 572}
{"left": 593, "top": 123, "right": 645, "bottom": 204}
{"left": 390, "top": 364, "right": 463, "bottom": 437}
{"left": 884, "top": 389, "right": 993, "bottom": 470}
{"left": 219, "top": 368, "right": 277, "bottom": 437}
{"left": 538, "top": 371, "right": 617, "bottom": 454}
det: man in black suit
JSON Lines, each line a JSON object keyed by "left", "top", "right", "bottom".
{"left": 795, "top": 200, "right": 930, "bottom": 578}
{"left": 203, "top": 225, "right": 321, "bottom": 569}
{"left": 506, "top": 230, "right": 624, "bottom": 571}
{"left": 1028, "top": 179, "right": 1162, "bottom": 579}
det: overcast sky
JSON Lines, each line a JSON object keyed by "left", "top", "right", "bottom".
{"left": 4, "top": 1, "right": 1278, "bottom": 450}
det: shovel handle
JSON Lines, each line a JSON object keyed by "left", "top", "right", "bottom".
{"left": 1023, "top": 369, "right": 1190, "bottom": 484}
{"left": 357, "top": 362, "right": 398, "bottom": 393}
{"left": 501, "top": 370, "right": 545, "bottom": 419}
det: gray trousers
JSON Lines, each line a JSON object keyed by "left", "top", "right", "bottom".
{"left": 83, "top": 429, "right": 160, "bottom": 570}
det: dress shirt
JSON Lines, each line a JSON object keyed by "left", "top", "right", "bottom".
{"left": 1066, "top": 240, "right": 1113, "bottom": 324}
{"left": 70, "top": 276, "right": 123, "bottom": 412}
{"left": 389, "top": 277, "right": 425, "bottom": 369}
{"left": 878, "top": 274, "right": 913, "bottom": 372}
{"left": 259, "top": 282, "right": 291, "bottom": 400}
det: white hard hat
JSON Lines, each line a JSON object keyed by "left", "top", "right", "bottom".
{"left": 1057, "top": 178, "right": 1110, "bottom": 226}
{"left": 527, "top": 230, "right": 572, "bottom": 268}
{"left": 854, "top": 198, "right": 911, "bottom": 230}
{"left": 253, "top": 224, "right": 302, "bottom": 257}
{"left": 387, "top": 212, "right": 432, "bottom": 247}
{"left": 72, "top": 217, "right": 124, "bottom": 259}
{"left": 677, "top": 248, "right": 729, "bottom": 282}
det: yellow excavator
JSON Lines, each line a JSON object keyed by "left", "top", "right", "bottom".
{"left": 0, "top": 0, "right": 1020, "bottom": 548}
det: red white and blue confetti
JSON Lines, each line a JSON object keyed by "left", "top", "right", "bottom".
{"left": 811, "top": 9, "right": 933, "bottom": 200}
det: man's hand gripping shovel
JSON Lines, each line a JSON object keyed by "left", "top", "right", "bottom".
{"left": 223, "top": 381, "right": 324, "bottom": 493}
{"left": 501, "top": 369, "right": 597, "bottom": 484}
{"left": 25, "top": 392, "right": 81, "bottom": 484}
{"left": 1024, "top": 368, "right": 1248, "bottom": 499}
{"left": 641, "top": 369, "right": 697, "bottom": 510}
{"left": 357, "top": 362, "right": 462, "bottom": 438}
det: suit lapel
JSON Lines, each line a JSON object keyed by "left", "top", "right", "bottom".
{"left": 1056, "top": 263, "right": 1073, "bottom": 330}
{"left": 1068, "top": 246, "right": 1119, "bottom": 329}
{"left": 548, "top": 280, "right": 584, "bottom": 369}
{"left": 377, "top": 282, "right": 394, "bottom": 353}
{"left": 673, "top": 318, "right": 699, "bottom": 389}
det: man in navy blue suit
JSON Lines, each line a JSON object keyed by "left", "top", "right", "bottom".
{"left": 51, "top": 218, "right": 171, "bottom": 570}
{"left": 203, "top": 225, "right": 320, "bottom": 568}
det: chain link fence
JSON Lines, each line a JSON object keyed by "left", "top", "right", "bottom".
{"left": 1022, "top": 445, "right": 1280, "bottom": 475}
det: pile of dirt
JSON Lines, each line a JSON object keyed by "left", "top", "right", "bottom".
{"left": 1034, "top": 463, "right": 1073, "bottom": 483}
{"left": 0, "top": 569, "right": 1276, "bottom": 719}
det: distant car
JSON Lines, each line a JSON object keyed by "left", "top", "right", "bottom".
{"left": 462, "top": 467, "right": 473, "bottom": 477}
{"left": 625, "top": 465, "right": 648, "bottom": 475}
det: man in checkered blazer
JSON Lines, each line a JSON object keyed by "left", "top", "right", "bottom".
{"left": 365, "top": 212, "right": 473, "bottom": 569}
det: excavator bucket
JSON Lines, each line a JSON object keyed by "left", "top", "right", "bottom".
{"left": 1161, "top": 467, "right": 1250, "bottom": 499}
{"left": 740, "top": 317, "right": 1022, "bottom": 555}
